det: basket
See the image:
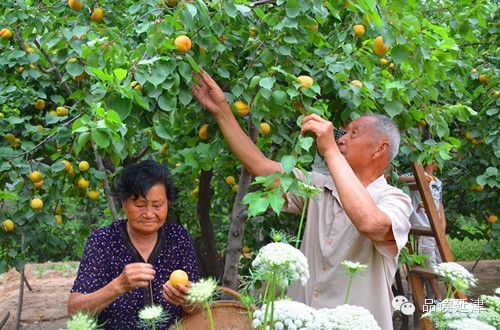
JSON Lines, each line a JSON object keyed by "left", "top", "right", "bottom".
{"left": 170, "top": 286, "right": 254, "bottom": 330}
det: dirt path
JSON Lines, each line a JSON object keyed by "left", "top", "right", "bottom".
{"left": 0, "top": 260, "right": 498, "bottom": 330}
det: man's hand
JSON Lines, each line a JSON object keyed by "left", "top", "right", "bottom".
{"left": 192, "top": 68, "right": 230, "bottom": 116}
{"left": 301, "top": 114, "right": 338, "bottom": 156}
{"left": 115, "top": 263, "right": 155, "bottom": 294}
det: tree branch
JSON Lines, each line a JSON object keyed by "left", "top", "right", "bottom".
{"left": 9, "top": 114, "right": 83, "bottom": 160}
{"left": 34, "top": 37, "right": 75, "bottom": 99}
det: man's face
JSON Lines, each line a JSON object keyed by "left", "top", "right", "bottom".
{"left": 337, "top": 116, "right": 379, "bottom": 168}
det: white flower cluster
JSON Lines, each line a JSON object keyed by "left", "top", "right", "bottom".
{"left": 340, "top": 260, "right": 368, "bottom": 275}
{"left": 422, "top": 298, "right": 481, "bottom": 327}
{"left": 448, "top": 318, "right": 496, "bottom": 330}
{"left": 433, "top": 262, "right": 477, "bottom": 291}
{"left": 481, "top": 294, "right": 500, "bottom": 311}
{"left": 66, "top": 311, "right": 100, "bottom": 330}
{"left": 317, "top": 304, "right": 381, "bottom": 330}
{"left": 297, "top": 181, "right": 323, "bottom": 196}
{"left": 252, "top": 242, "right": 309, "bottom": 287}
{"left": 137, "top": 304, "right": 170, "bottom": 330}
{"left": 252, "top": 300, "right": 316, "bottom": 330}
{"left": 495, "top": 287, "right": 500, "bottom": 296}
{"left": 186, "top": 277, "right": 218, "bottom": 303}
{"left": 479, "top": 290, "right": 500, "bottom": 328}
{"left": 252, "top": 301, "right": 380, "bottom": 330}
{"left": 138, "top": 305, "right": 164, "bottom": 322}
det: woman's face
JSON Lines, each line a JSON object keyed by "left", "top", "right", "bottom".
{"left": 122, "top": 183, "right": 168, "bottom": 236}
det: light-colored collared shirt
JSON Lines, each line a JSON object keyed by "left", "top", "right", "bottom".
{"left": 284, "top": 168, "right": 412, "bottom": 330}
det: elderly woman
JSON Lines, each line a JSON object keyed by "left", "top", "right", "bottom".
{"left": 68, "top": 160, "right": 200, "bottom": 329}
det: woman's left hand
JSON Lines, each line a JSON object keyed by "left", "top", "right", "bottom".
{"left": 162, "top": 280, "right": 192, "bottom": 306}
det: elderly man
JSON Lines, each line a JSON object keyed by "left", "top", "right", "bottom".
{"left": 191, "top": 69, "right": 412, "bottom": 329}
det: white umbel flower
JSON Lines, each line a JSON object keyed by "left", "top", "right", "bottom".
{"left": 448, "top": 318, "right": 496, "bottom": 330}
{"left": 422, "top": 298, "right": 481, "bottom": 328}
{"left": 253, "top": 300, "right": 317, "bottom": 330}
{"left": 138, "top": 305, "right": 164, "bottom": 321}
{"left": 67, "top": 311, "right": 100, "bottom": 330}
{"left": 186, "top": 277, "right": 218, "bottom": 303}
{"left": 137, "top": 304, "right": 169, "bottom": 329}
{"left": 433, "top": 262, "right": 477, "bottom": 291}
{"left": 297, "top": 181, "right": 323, "bottom": 195}
{"left": 252, "top": 242, "right": 309, "bottom": 287}
{"left": 340, "top": 260, "right": 368, "bottom": 275}
{"left": 318, "top": 304, "right": 381, "bottom": 330}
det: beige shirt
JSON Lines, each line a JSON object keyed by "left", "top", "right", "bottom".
{"left": 284, "top": 168, "right": 412, "bottom": 330}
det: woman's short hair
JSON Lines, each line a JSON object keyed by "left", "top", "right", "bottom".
{"left": 111, "top": 159, "right": 178, "bottom": 204}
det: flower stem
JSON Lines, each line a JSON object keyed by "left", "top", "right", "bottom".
{"left": 296, "top": 196, "right": 309, "bottom": 249}
{"left": 344, "top": 275, "right": 354, "bottom": 304}
{"left": 204, "top": 301, "right": 214, "bottom": 330}
{"left": 262, "top": 274, "right": 277, "bottom": 328}
{"left": 446, "top": 284, "right": 452, "bottom": 299}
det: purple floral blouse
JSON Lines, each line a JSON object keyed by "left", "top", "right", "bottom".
{"left": 71, "top": 219, "right": 200, "bottom": 329}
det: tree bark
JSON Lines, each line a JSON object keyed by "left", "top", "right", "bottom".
{"left": 221, "top": 117, "right": 259, "bottom": 292}
{"left": 197, "top": 169, "right": 223, "bottom": 278}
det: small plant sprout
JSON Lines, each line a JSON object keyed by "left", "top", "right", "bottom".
{"left": 340, "top": 260, "right": 368, "bottom": 304}
{"left": 66, "top": 311, "right": 101, "bottom": 330}
{"left": 295, "top": 181, "right": 322, "bottom": 249}
{"left": 138, "top": 304, "right": 169, "bottom": 330}
{"left": 186, "top": 277, "right": 218, "bottom": 330}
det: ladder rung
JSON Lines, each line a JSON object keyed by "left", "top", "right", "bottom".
{"left": 410, "top": 225, "right": 435, "bottom": 237}
{"left": 410, "top": 265, "right": 439, "bottom": 279}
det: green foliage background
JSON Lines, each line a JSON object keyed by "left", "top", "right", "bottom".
{"left": 0, "top": 0, "right": 498, "bottom": 275}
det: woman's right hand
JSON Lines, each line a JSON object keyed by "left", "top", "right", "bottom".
{"left": 115, "top": 262, "right": 156, "bottom": 294}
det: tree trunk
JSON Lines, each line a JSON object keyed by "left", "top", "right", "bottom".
{"left": 197, "top": 169, "right": 223, "bottom": 278}
{"left": 222, "top": 118, "right": 259, "bottom": 292}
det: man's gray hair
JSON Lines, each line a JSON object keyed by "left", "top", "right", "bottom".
{"left": 364, "top": 114, "right": 401, "bottom": 161}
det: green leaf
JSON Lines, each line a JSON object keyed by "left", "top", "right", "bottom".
{"left": 268, "top": 192, "right": 285, "bottom": 215}
{"left": 113, "top": 68, "right": 127, "bottom": 81}
{"left": 158, "top": 94, "right": 177, "bottom": 111}
{"left": 185, "top": 54, "right": 200, "bottom": 73}
{"left": 485, "top": 167, "right": 498, "bottom": 176}
{"left": 93, "top": 130, "right": 110, "bottom": 148}
{"left": 75, "top": 132, "right": 91, "bottom": 155}
{"left": 217, "top": 67, "right": 230, "bottom": 79}
{"left": 259, "top": 77, "right": 276, "bottom": 90}
{"left": 281, "top": 155, "right": 297, "bottom": 174}
{"left": 285, "top": 0, "right": 300, "bottom": 18}
{"left": 66, "top": 62, "right": 84, "bottom": 76}
{"left": 250, "top": 76, "right": 261, "bottom": 89}
{"left": 107, "top": 95, "right": 132, "bottom": 120}
{"left": 392, "top": 45, "right": 409, "bottom": 65}
{"left": 248, "top": 197, "right": 270, "bottom": 218}
{"left": 298, "top": 135, "right": 314, "bottom": 152}
{"left": 148, "top": 62, "right": 169, "bottom": 87}
{"left": 384, "top": 100, "right": 404, "bottom": 117}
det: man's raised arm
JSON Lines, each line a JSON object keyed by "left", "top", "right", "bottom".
{"left": 191, "top": 69, "right": 280, "bottom": 177}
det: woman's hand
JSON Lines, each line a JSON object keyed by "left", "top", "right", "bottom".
{"left": 162, "top": 280, "right": 192, "bottom": 306}
{"left": 115, "top": 262, "right": 156, "bottom": 294}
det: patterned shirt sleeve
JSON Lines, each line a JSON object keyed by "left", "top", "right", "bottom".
{"left": 71, "top": 229, "right": 113, "bottom": 293}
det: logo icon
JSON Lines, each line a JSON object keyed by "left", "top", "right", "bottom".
{"left": 392, "top": 295, "right": 415, "bottom": 315}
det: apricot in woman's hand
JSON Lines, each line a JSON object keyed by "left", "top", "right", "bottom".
{"left": 169, "top": 270, "right": 188, "bottom": 289}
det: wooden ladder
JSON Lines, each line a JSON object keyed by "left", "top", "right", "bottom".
{"left": 404, "top": 162, "right": 467, "bottom": 330}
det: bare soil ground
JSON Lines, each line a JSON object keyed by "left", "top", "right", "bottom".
{"left": 0, "top": 260, "right": 498, "bottom": 330}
